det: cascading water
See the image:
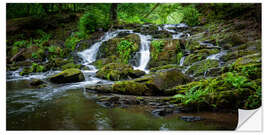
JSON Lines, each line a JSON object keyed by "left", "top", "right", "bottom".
{"left": 133, "top": 34, "right": 152, "bottom": 73}
{"left": 179, "top": 56, "right": 186, "bottom": 66}
{"left": 206, "top": 50, "right": 227, "bottom": 60}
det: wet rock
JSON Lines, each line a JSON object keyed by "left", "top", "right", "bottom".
{"left": 112, "top": 68, "right": 192, "bottom": 96}
{"left": 61, "top": 62, "right": 82, "bottom": 70}
{"left": 97, "top": 34, "right": 140, "bottom": 60}
{"left": 86, "top": 84, "right": 113, "bottom": 93}
{"left": 148, "top": 39, "right": 181, "bottom": 68}
{"left": 152, "top": 108, "right": 173, "bottom": 116}
{"left": 30, "top": 79, "right": 45, "bottom": 86}
{"left": 180, "top": 116, "right": 202, "bottom": 122}
{"left": 150, "top": 64, "right": 181, "bottom": 73}
{"left": 49, "top": 68, "right": 85, "bottom": 83}
{"left": 96, "top": 63, "right": 145, "bottom": 81}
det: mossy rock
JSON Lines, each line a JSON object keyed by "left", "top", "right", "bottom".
{"left": 49, "top": 68, "right": 85, "bottom": 83}
{"left": 19, "top": 67, "right": 33, "bottom": 76}
{"left": 186, "top": 59, "right": 219, "bottom": 77}
{"left": 183, "top": 48, "right": 219, "bottom": 66}
{"left": 96, "top": 63, "right": 145, "bottom": 81}
{"left": 61, "top": 62, "right": 82, "bottom": 70}
{"left": 220, "top": 49, "right": 257, "bottom": 62}
{"left": 111, "top": 68, "right": 192, "bottom": 95}
{"left": 93, "top": 56, "right": 118, "bottom": 69}
{"left": 148, "top": 39, "right": 181, "bottom": 68}
{"left": 97, "top": 34, "right": 140, "bottom": 60}
{"left": 48, "top": 58, "right": 72, "bottom": 70}
{"left": 150, "top": 64, "right": 181, "bottom": 73}
{"left": 112, "top": 81, "right": 154, "bottom": 96}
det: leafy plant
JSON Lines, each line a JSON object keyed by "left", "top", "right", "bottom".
{"left": 65, "top": 36, "right": 80, "bottom": 51}
{"left": 244, "top": 87, "right": 261, "bottom": 109}
{"left": 181, "top": 6, "right": 200, "bottom": 26}
{"left": 13, "top": 40, "right": 28, "bottom": 48}
{"left": 151, "top": 40, "right": 165, "bottom": 60}
{"left": 48, "top": 46, "right": 57, "bottom": 53}
{"left": 224, "top": 72, "right": 248, "bottom": 88}
{"left": 31, "top": 63, "right": 45, "bottom": 72}
{"left": 31, "top": 52, "right": 38, "bottom": 59}
{"left": 117, "top": 40, "right": 134, "bottom": 63}
{"left": 176, "top": 52, "right": 183, "bottom": 64}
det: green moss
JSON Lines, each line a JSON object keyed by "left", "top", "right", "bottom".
{"left": 61, "top": 63, "right": 82, "bottom": 70}
{"left": 113, "top": 81, "right": 151, "bottom": 96}
{"left": 117, "top": 40, "right": 138, "bottom": 64}
{"left": 19, "top": 67, "right": 33, "bottom": 76}
{"left": 96, "top": 63, "right": 144, "bottom": 81}
{"left": 186, "top": 59, "right": 219, "bottom": 76}
{"left": 49, "top": 68, "right": 85, "bottom": 83}
{"left": 150, "top": 64, "right": 181, "bottom": 72}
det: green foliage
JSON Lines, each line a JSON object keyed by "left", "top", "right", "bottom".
{"left": 181, "top": 6, "right": 200, "bottom": 26}
{"left": 176, "top": 52, "right": 183, "bottom": 64}
{"left": 244, "top": 87, "right": 261, "bottom": 109}
{"left": 48, "top": 46, "right": 57, "bottom": 53}
{"left": 117, "top": 40, "right": 134, "bottom": 64}
{"left": 65, "top": 36, "right": 80, "bottom": 51}
{"left": 31, "top": 52, "right": 38, "bottom": 59}
{"left": 172, "top": 78, "right": 218, "bottom": 105}
{"left": 13, "top": 40, "right": 27, "bottom": 48}
{"left": 224, "top": 72, "right": 248, "bottom": 88}
{"left": 241, "top": 65, "right": 260, "bottom": 79}
{"left": 79, "top": 4, "right": 110, "bottom": 35}
{"left": 151, "top": 40, "right": 165, "bottom": 60}
{"left": 31, "top": 63, "right": 45, "bottom": 72}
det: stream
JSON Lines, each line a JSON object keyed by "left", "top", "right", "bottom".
{"left": 6, "top": 24, "right": 237, "bottom": 130}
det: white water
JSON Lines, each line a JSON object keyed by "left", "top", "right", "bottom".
{"left": 206, "top": 50, "right": 227, "bottom": 60}
{"left": 78, "top": 30, "right": 132, "bottom": 66}
{"left": 133, "top": 34, "right": 152, "bottom": 73}
{"left": 179, "top": 56, "right": 186, "bottom": 66}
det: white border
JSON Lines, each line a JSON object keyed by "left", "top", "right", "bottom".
{"left": 1, "top": 0, "right": 268, "bottom": 135}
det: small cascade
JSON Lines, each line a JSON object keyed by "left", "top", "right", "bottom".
{"left": 78, "top": 30, "right": 132, "bottom": 66}
{"left": 172, "top": 33, "right": 184, "bottom": 39}
{"left": 206, "top": 50, "right": 227, "bottom": 60}
{"left": 179, "top": 56, "right": 186, "bottom": 66}
{"left": 133, "top": 34, "right": 152, "bottom": 73}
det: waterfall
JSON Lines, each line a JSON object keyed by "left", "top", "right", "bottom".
{"left": 133, "top": 34, "right": 152, "bottom": 73}
{"left": 78, "top": 30, "right": 132, "bottom": 66}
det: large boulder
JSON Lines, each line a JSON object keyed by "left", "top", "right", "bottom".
{"left": 148, "top": 39, "right": 182, "bottom": 68}
{"left": 88, "top": 68, "right": 192, "bottom": 96}
{"left": 183, "top": 49, "right": 220, "bottom": 66}
{"left": 96, "top": 63, "right": 145, "bottom": 81}
{"left": 49, "top": 68, "right": 85, "bottom": 83}
{"left": 96, "top": 34, "right": 140, "bottom": 61}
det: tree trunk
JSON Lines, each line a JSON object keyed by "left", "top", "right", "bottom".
{"left": 110, "top": 3, "right": 118, "bottom": 27}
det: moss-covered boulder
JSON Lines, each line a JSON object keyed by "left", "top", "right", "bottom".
{"left": 186, "top": 59, "right": 219, "bottom": 77}
{"left": 93, "top": 56, "right": 118, "bottom": 69}
{"left": 49, "top": 68, "right": 85, "bottom": 83}
{"left": 183, "top": 49, "right": 220, "bottom": 66}
{"left": 19, "top": 67, "right": 33, "bottom": 76}
{"left": 112, "top": 68, "right": 192, "bottom": 95}
{"left": 148, "top": 39, "right": 182, "bottom": 68}
{"left": 61, "top": 62, "right": 82, "bottom": 70}
{"left": 150, "top": 64, "right": 181, "bottom": 73}
{"left": 96, "top": 34, "right": 140, "bottom": 61}
{"left": 96, "top": 63, "right": 145, "bottom": 81}
{"left": 87, "top": 68, "right": 191, "bottom": 96}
